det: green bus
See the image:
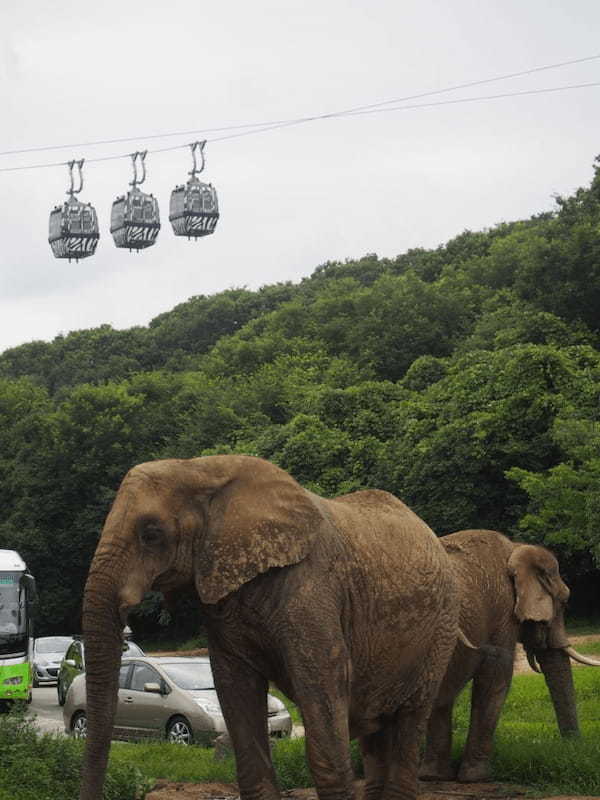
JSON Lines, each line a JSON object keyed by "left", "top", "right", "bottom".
{"left": 0, "top": 550, "right": 36, "bottom": 705}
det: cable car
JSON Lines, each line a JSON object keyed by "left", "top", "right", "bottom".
{"left": 169, "top": 141, "right": 219, "bottom": 239}
{"left": 48, "top": 160, "right": 99, "bottom": 262}
{"left": 110, "top": 151, "right": 160, "bottom": 251}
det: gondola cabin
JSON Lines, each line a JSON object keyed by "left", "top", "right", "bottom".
{"left": 48, "top": 196, "right": 100, "bottom": 262}
{"left": 110, "top": 187, "right": 160, "bottom": 251}
{"left": 169, "top": 177, "right": 219, "bottom": 238}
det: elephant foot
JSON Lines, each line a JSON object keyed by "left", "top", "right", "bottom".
{"left": 457, "top": 760, "right": 492, "bottom": 783}
{"left": 419, "top": 760, "right": 456, "bottom": 782}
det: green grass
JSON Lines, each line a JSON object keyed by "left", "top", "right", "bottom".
{"left": 108, "top": 735, "right": 363, "bottom": 790}
{"left": 450, "top": 666, "right": 600, "bottom": 795}
{"left": 269, "top": 687, "right": 303, "bottom": 724}
{"left": 566, "top": 620, "right": 600, "bottom": 636}
{"left": 575, "top": 640, "right": 600, "bottom": 656}
{"left": 108, "top": 668, "right": 600, "bottom": 796}
{"left": 2, "top": 666, "right": 600, "bottom": 798}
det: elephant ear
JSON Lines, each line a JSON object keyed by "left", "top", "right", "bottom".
{"left": 190, "top": 455, "right": 324, "bottom": 604}
{"left": 508, "top": 544, "right": 567, "bottom": 622}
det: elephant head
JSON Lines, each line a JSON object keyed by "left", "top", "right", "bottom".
{"left": 78, "top": 455, "right": 324, "bottom": 800}
{"left": 508, "top": 543, "right": 600, "bottom": 736}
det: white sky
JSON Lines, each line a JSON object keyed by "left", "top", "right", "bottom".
{"left": 1, "top": 0, "right": 599, "bottom": 354}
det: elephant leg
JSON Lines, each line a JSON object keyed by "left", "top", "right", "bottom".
{"left": 209, "top": 649, "right": 280, "bottom": 800}
{"left": 383, "top": 707, "right": 429, "bottom": 800}
{"left": 419, "top": 703, "right": 456, "bottom": 781}
{"left": 300, "top": 691, "right": 355, "bottom": 800}
{"left": 360, "top": 727, "right": 390, "bottom": 800}
{"left": 458, "top": 655, "right": 513, "bottom": 782}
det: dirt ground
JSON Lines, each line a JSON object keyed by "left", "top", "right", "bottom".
{"left": 145, "top": 777, "right": 599, "bottom": 800}
{"left": 145, "top": 636, "right": 600, "bottom": 800}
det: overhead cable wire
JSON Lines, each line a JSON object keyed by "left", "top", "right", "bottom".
{"left": 0, "top": 79, "right": 599, "bottom": 174}
{"left": 204, "top": 80, "right": 600, "bottom": 143}
{"left": 1, "top": 51, "right": 599, "bottom": 160}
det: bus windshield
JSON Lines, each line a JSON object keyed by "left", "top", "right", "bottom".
{"left": 0, "top": 572, "right": 27, "bottom": 655}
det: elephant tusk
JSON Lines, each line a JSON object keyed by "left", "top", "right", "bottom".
{"left": 526, "top": 650, "right": 540, "bottom": 673}
{"left": 457, "top": 628, "right": 478, "bottom": 650}
{"left": 564, "top": 646, "right": 600, "bottom": 667}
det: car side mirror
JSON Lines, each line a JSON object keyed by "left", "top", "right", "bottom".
{"left": 143, "top": 682, "right": 163, "bottom": 694}
{"left": 64, "top": 659, "right": 76, "bottom": 667}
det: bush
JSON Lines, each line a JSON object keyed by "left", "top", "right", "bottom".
{"left": 0, "top": 709, "right": 150, "bottom": 800}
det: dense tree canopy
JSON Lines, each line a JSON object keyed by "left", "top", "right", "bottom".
{"left": 2, "top": 157, "right": 600, "bottom": 634}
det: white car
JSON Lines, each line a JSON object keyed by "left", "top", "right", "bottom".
{"left": 63, "top": 656, "right": 292, "bottom": 745}
{"left": 32, "top": 636, "right": 74, "bottom": 687}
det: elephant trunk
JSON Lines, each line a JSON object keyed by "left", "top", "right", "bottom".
{"left": 79, "top": 552, "right": 129, "bottom": 800}
{"left": 536, "top": 648, "right": 579, "bottom": 737}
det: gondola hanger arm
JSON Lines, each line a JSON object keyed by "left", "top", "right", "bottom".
{"left": 67, "top": 159, "right": 84, "bottom": 196}
{"left": 189, "top": 140, "right": 206, "bottom": 179}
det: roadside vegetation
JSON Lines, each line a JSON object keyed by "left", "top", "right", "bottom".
{"left": 2, "top": 664, "right": 600, "bottom": 797}
{"left": 0, "top": 709, "right": 150, "bottom": 800}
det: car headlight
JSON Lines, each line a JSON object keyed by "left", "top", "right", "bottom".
{"left": 194, "top": 700, "right": 222, "bottom": 715}
{"left": 4, "top": 676, "right": 23, "bottom": 686}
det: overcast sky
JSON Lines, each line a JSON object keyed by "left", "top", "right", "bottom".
{"left": 1, "top": 0, "right": 599, "bottom": 354}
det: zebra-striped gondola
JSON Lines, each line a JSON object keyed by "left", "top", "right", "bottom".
{"left": 169, "top": 178, "right": 219, "bottom": 239}
{"left": 48, "top": 161, "right": 100, "bottom": 262}
{"left": 169, "top": 141, "right": 219, "bottom": 240}
{"left": 110, "top": 187, "right": 161, "bottom": 251}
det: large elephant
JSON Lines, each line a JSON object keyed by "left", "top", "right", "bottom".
{"left": 78, "top": 455, "right": 462, "bottom": 800}
{"left": 420, "top": 529, "right": 600, "bottom": 783}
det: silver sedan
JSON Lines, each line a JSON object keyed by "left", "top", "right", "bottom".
{"left": 63, "top": 656, "right": 292, "bottom": 745}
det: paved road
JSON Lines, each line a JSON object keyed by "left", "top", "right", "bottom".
{"left": 27, "top": 685, "right": 66, "bottom": 736}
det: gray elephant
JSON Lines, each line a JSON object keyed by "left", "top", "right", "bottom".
{"left": 420, "top": 529, "right": 600, "bottom": 783}
{"left": 78, "top": 455, "right": 462, "bottom": 800}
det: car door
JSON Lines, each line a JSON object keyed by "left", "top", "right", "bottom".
{"left": 117, "top": 662, "right": 167, "bottom": 739}
{"left": 62, "top": 641, "right": 83, "bottom": 693}
{"left": 112, "top": 662, "right": 134, "bottom": 739}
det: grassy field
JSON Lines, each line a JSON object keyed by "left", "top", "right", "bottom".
{"left": 2, "top": 660, "right": 600, "bottom": 798}
{"left": 107, "top": 666, "right": 600, "bottom": 795}
{"left": 576, "top": 640, "right": 600, "bottom": 656}
{"left": 452, "top": 666, "right": 600, "bottom": 795}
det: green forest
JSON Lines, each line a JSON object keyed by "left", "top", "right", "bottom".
{"left": 2, "top": 157, "right": 600, "bottom": 637}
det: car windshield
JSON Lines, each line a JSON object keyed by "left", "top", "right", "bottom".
{"left": 161, "top": 661, "right": 215, "bottom": 690}
{"left": 35, "top": 637, "right": 72, "bottom": 654}
{"left": 0, "top": 574, "right": 27, "bottom": 651}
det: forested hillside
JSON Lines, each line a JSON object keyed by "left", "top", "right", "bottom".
{"left": 2, "top": 158, "right": 600, "bottom": 636}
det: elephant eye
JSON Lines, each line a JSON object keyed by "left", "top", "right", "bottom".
{"left": 138, "top": 520, "right": 166, "bottom": 548}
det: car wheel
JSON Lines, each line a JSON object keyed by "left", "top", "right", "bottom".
{"left": 32, "top": 672, "right": 39, "bottom": 689}
{"left": 166, "top": 715, "right": 194, "bottom": 745}
{"left": 57, "top": 680, "right": 66, "bottom": 706}
{"left": 71, "top": 711, "right": 87, "bottom": 739}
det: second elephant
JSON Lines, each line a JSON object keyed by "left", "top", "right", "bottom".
{"left": 420, "top": 529, "right": 600, "bottom": 783}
